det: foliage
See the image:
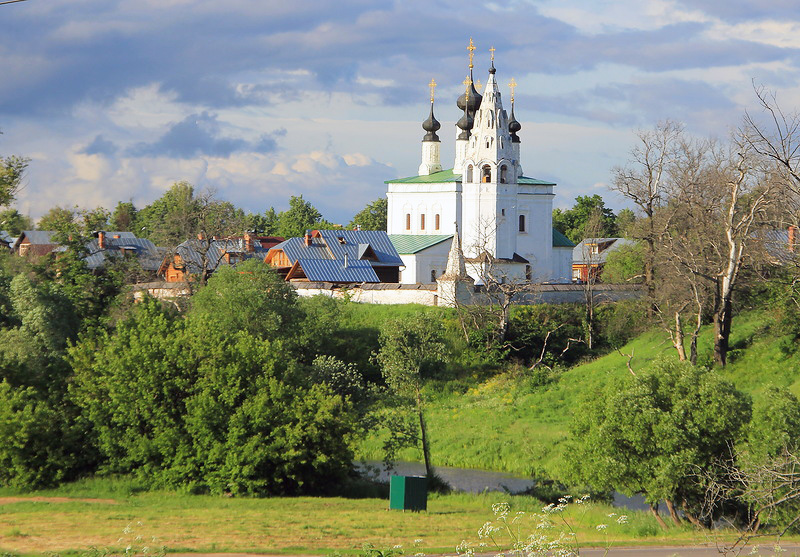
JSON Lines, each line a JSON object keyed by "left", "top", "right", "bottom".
{"left": 552, "top": 195, "right": 617, "bottom": 244}
{"left": 0, "top": 153, "right": 29, "bottom": 208}
{"left": 0, "top": 208, "right": 32, "bottom": 236}
{"left": 569, "top": 358, "right": 751, "bottom": 523}
{"left": 188, "top": 259, "right": 298, "bottom": 341}
{"left": 601, "top": 242, "right": 644, "bottom": 284}
{"left": 507, "top": 304, "right": 587, "bottom": 367}
{"left": 0, "top": 381, "right": 85, "bottom": 489}
{"left": 110, "top": 201, "right": 138, "bottom": 232}
{"left": 265, "top": 194, "right": 335, "bottom": 238}
{"left": 348, "top": 197, "right": 388, "bottom": 231}
{"left": 745, "top": 386, "right": 800, "bottom": 462}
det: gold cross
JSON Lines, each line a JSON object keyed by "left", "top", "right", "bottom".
{"left": 508, "top": 78, "right": 517, "bottom": 103}
{"left": 428, "top": 78, "right": 436, "bottom": 102}
{"left": 462, "top": 75, "right": 472, "bottom": 101}
{"left": 489, "top": 46, "right": 496, "bottom": 61}
{"left": 475, "top": 78, "right": 482, "bottom": 91}
{"left": 467, "top": 37, "right": 475, "bottom": 69}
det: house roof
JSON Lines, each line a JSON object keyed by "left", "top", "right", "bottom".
{"left": 293, "top": 258, "right": 380, "bottom": 283}
{"left": 170, "top": 237, "right": 269, "bottom": 275}
{"left": 0, "top": 231, "right": 13, "bottom": 247}
{"left": 572, "top": 237, "right": 637, "bottom": 265}
{"left": 385, "top": 168, "right": 556, "bottom": 186}
{"left": 552, "top": 228, "right": 575, "bottom": 248}
{"left": 273, "top": 230, "right": 403, "bottom": 266}
{"left": 268, "top": 230, "right": 402, "bottom": 283}
{"left": 12, "top": 230, "right": 57, "bottom": 250}
{"left": 760, "top": 229, "right": 795, "bottom": 265}
{"left": 389, "top": 234, "right": 453, "bottom": 254}
{"left": 85, "top": 234, "right": 163, "bottom": 271}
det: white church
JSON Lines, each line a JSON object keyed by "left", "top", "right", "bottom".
{"left": 386, "top": 43, "right": 574, "bottom": 286}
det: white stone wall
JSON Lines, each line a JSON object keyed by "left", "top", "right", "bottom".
{"left": 387, "top": 183, "right": 461, "bottom": 236}
{"left": 398, "top": 241, "right": 452, "bottom": 284}
{"left": 552, "top": 246, "right": 574, "bottom": 283}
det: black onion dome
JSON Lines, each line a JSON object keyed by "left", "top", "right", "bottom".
{"left": 422, "top": 103, "right": 441, "bottom": 141}
{"left": 456, "top": 106, "right": 473, "bottom": 140}
{"left": 489, "top": 59, "right": 496, "bottom": 75}
{"left": 509, "top": 105, "right": 521, "bottom": 143}
{"left": 456, "top": 70, "right": 482, "bottom": 112}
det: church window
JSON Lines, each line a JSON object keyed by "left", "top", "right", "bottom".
{"left": 405, "top": 213, "right": 411, "bottom": 230}
{"left": 501, "top": 208, "right": 505, "bottom": 216}
{"left": 435, "top": 214, "right": 440, "bottom": 230}
{"left": 519, "top": 214, "right": 526, "bottom": 232}
{"left": 431, "top": 269, "right": 437, "bottom": 282}
{"left": 420, "top": 214, "right": 426, "bottom": 230}
{"left": 482, "top": 165, "right": 491, "bottom": 183}
{"left": 485, "top": 138, "right": 490, "bottom": 149}
{"left": 488, "top": 110, "right": 494, "bottom": 128}
{"left": 525, "top": 265, "right": 532, "bottom": 281}
{"left": 466, "top": 165, "right": 473, "bottom": 182}
{"left": 500, "top": 165, "right": 508, "bottom": 184}
{"left": 500, "top": 137, "right": 504, "bottom": 149}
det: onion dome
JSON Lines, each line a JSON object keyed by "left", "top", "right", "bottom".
{"left": 457, "top": 71, "right": 482, "bottom": 113}
{"left": 509, "top": 105, "right": 521, "bottom": 143}
{"left": 489, "top": 59, "right": 496, "bottom": 75}
{"left": 422, "top": 102, "right": 441, "bottom": 141}
{"left": 456, "top": 105, "right": 473, "bottom": 140}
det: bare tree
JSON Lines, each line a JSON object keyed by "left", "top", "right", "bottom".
{"left": 611, "top": 120, "right": 683, "bottom": 311}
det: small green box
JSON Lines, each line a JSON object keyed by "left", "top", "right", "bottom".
{"left": 389, "top": 475, "right": 428, "bottom": 511}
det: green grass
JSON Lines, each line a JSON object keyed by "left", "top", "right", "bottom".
{"left": 0, "top": 479, "right": 709, "bottom": 556}
{"left": 357, "top": 309, "right": 800, "bottom": 477}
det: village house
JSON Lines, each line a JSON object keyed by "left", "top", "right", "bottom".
{"left": 265, "top": 229, "right": 402, "bottom": 284}
{"left": 571, "top": 237, "right": 637, "bottom": 282}
{"left": 159, "top": 233, "right": 282, "bottom": 282}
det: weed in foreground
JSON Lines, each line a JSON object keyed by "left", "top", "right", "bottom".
{"left": 456, "top": 497, "right": 627, "bottom": 557}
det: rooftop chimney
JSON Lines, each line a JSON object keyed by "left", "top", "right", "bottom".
{"left": 244, "top": 231, "right": 254, "bottom": 253}
{"left": 97, "top": 231, "right": 106, "bottom": 250}
{"left": 304, "top": 229, "right": 312, "bottom": 247}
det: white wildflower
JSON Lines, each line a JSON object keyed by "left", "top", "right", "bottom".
{"left": 595, "top": 524, "right": 607, "bottom": 531}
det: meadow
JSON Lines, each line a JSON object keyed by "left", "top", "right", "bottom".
{"left": 0, "top": 477, "right": 705, "bottom": 556}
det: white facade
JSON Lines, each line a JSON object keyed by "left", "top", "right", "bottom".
{"left": 387, "top": 60, "right": 571, "bottom": 285}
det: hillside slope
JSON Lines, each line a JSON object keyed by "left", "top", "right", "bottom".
{"left": 357, "top": 310, "right": 800, "bottom": 478}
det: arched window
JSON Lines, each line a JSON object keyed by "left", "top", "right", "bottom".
{"left": 485, "top": 137, "right": 490, "bottom": 149}
{"left": 482, "top": 165, "right": 491, "bottom": 183}
{"left": 519, "top": 214, "right": 526, "bottom": 232}
{"left": 466, "top": 165, "right": 473, "bottom": 183}
{"left": 500, "top": 165, "right": 508, "bottom": 184}
{"left": 488, "top": 110, "right": 494, "bottom": 128}
{"left": 405, "top": 214, "right": 411, "bottom": 230}
{"left": 420, "top": 214, "right": 426, "bottom": 231}
{"left": 525, "top": 265, "right": 532, "bottom": 281}
{"left": 435, "top": 214, "right": 440, "bottom": 230}
{"left": 430, "top": 269, "right": 437, "bottom": 282}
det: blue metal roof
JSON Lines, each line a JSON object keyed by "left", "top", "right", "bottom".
{"left": 173, "top": 238, "right": 269, "bottom": 275}
{"left": 275, "top": 230, "right": 402, "bottom": 267}
{"left": 296, "top": 258, "right": 380, "bottom": 283}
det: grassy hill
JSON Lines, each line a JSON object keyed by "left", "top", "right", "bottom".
{"left": 356, "top": 309, "right": 800, "bottom": 478}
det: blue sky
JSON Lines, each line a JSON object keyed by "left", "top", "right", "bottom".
{"left": 2, "top": 0, "right": 800, "bottom": 224}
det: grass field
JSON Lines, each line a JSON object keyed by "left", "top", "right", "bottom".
{"left": 357, "top": 309, "right": 800, "bottom": 477}
{"left": 0, "top": 478, "right": 712, "bottom": 556}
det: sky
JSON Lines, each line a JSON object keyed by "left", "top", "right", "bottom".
{"left": 2, "top": 0, "right": 800, "bottom": 225}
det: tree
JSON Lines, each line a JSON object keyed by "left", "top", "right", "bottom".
{"left": 611, "top": 120, "right": 683, "bottom": 308}
{"left": 570, "top": 358, "right": 751, "bottom": 529}
{"left": 110, "top": 201, "right": 138, "bottom": 232}
{"left": 552, "top": 194, "right": 617, "bottom": 244}
{"left": 0, "top": 208, "right": 32, "bottom": 236}
{"left": 348, "top": 197, "right": 387, "bottom": 230}
{"left": 136, "top": 181, "right": 199, "bottom": 246}
{"left": 376, "top": 314, "right": 447, "bottom": 479}
{"left": 602, "top": 241, "right": 644, "bottom": 284}
{"left": 0, "top": 141, "right": 29, "bottom": 207}
{"left": 274, "top": 195, "right": 334, "bottom": 238}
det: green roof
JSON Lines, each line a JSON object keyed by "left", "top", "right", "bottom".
{"left": 552, "top": 228, "right": 575, "bottom": 248}
{"left": 389, "top": 234, "right": 453, "bottom": 254}
{"left": 385, "top": 168, "right": 461, "bottom": 184}
{"left": 385, "top": 168, "right": 556, "bottom": 186}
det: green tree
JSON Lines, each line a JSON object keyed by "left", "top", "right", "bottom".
{"left": 615, "top": 208, "right": 636, "bottom": 237}
{"left": 348, "top": 197, "right": 387, "bottom": 231}
{"left": 569, "top": 358, "right": 751, "bottom": 529}
{"left": 136, "top": 181, "right": 198, "bottom": 246}
{"left": 0, "top": 153, "right": 29, "bottom": 208}
{"left": 602, "top": 242, "right": 644, "bottom": 284}
{"left": 552, "top": 195, "right": 618, "bottom": 244}
{"left": 110, "top": 201, "right": 138, "bottom": 232}
{"left": 275, "top": 195, "right": 334, "bottom": 238}
{"left": 376, "top": 314, "right": 447, "bottom": 479}
{"left": 188, "top": 260, "right": 298, "bottom": 341}
{"left": 0, "top": 208, "right": 32, "bottom": 236}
